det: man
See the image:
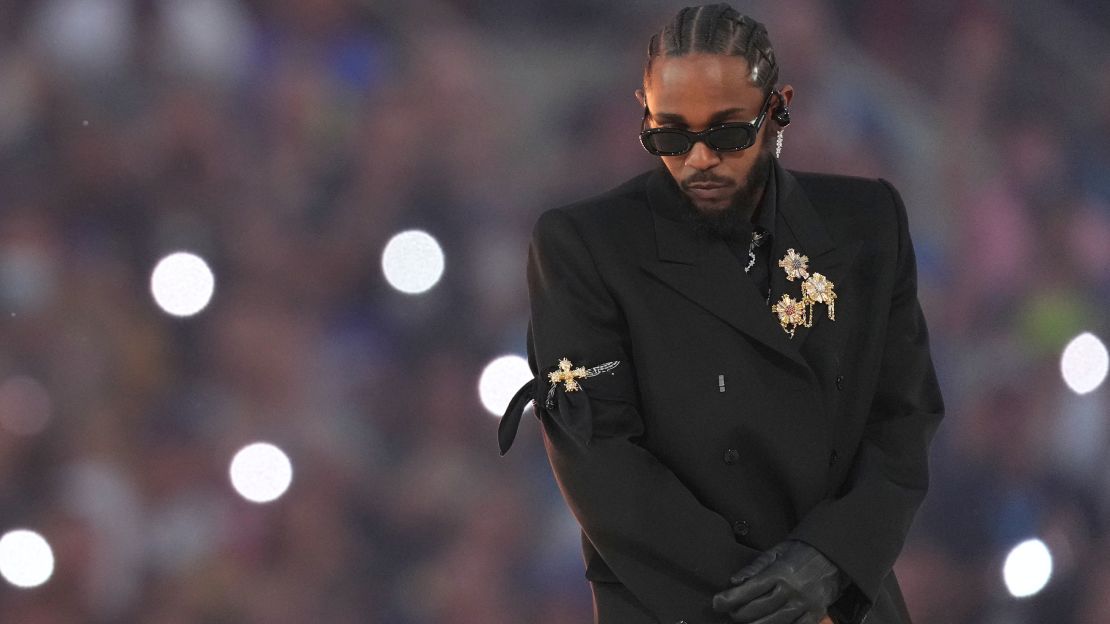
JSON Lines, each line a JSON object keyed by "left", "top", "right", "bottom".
{"left": 498, "top": 4, "right": 944, "bottom": 624}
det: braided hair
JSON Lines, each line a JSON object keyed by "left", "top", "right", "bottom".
{"left": 644, "top": 3, "right": 779, "bottom": 93}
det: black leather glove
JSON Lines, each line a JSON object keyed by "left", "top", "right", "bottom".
{"left": 712, "top": 539, "right": 846, "bottom": 623}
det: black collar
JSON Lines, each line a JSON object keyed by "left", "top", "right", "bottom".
{"left": 643, "top": 159, "right": 859, "bottom": 374}
{"left": 753, "top": 162, "right": 777, "bottom": 238}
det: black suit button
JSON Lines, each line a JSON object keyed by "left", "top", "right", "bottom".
{"left": 723, "top": 448, "right": 740, "bottom": 465}
{"left": 829, "top": 450, "right": 839, "bottom": 466}
{"left": 732, "top": 520, "right": 750, "bottom": 537}
{"left": 835, "top": 375, "right": 844, "bottom": 390}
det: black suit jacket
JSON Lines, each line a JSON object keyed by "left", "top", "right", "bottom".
{"left": 500, "top": 162, "right": 944, "bottom": 624}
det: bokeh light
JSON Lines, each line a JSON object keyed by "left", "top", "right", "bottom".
{"left": 1003, "top": 538, "right": 1053, "bottom": 598}
{"left": 149, "top": 252, "right": 216, "bottom": 317}
{"left": 479, "top": 354, "right": 533, "bottom": 416}
{"left": 1060, "top": 332, "right": 1108, "bottom": 395}
{"left": 0, "top": 376, "right": 52, "bottom": 436}
{"left": 380, "top": 230, "right": 445, "bottom": 295}
{"left": 0, "top": 529, "right": 55, "bottom": 589}
{"left": 229, "top": 442, "right": 293, "bottom": 504}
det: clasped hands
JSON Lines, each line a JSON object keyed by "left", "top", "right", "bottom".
{"left": 712, "top": 540, "right": 843, "bottom": 624}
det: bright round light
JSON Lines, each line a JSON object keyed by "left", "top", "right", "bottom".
{"left": 0, "top": 529, "right": 55, "bottom": 589}
{"left": 380, "top": 230, "right": 445, "bottom": 295}
{"left": 1060, "top": 332, "right": 1109, "bottom": 395}
{"left": 1003, "top": 538, "right": 1053, "bottom": 598}
{"left": 479, "top": 354, "right": 534, "bottom": 416}
{"left": 150, "top": 252, "right": 215, "bottom": 317}
{"left": 229, "top": 443, "right": 293, "bottom": 504}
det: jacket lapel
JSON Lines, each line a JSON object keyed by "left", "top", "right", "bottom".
{"left": 641, "top": 166, "right": 807, "bottom": 373}
{"left": 770, "top": 166, "right": 860, "bottom": 356}
{"left": 640, "top": 164, "right": 859, "bottom": 376}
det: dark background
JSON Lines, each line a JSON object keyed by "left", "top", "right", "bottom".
{"left": 0, "top": 0, "right": 1108, "bottom": 622}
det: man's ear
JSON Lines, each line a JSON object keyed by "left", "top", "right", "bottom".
{"left": 775, "top": 84, "right": 795, "bottom": 128}
{"left": 634, "top": 88, "right": 646, "bottom": 109}
{"left": 779, "top": 85, "right": 794, "bottom": 110}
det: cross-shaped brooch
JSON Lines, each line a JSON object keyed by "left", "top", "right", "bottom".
{"left": 548, "top": 357, "right": 588, "bottom": 392}
{"left": 544, "top": 357, "right": 621, "bottom": 409}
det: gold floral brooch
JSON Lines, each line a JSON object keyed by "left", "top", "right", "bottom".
{"left": 545, "top": 357, "right": 621, "bottom": 409}
{"left": 773, "top": 248, "right": 837, "bottom": 338}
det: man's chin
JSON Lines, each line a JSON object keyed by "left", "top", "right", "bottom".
{"left": 685, "top": 195, "right": 732, "bottom": 216}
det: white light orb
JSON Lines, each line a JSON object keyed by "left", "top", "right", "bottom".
{"left": 1060, "top": 332, "right": 1108, "bottom": 395}
{"left": 150, "top": 252, "right": 215, "bottom": 317}
{"left": 479, "top": 354, "right": 533, "bottom": 416}
{"left": 380, "top": 230, "right": 445, "bottom": 295}
{"left": 0, "top": 529, "right": 55, "bottom": 589}
{"left": 1003, "top": 538, "right": 1053, "bottom": 598}
{"left": 229, "top": 442, "right": 293, "bottom": 504}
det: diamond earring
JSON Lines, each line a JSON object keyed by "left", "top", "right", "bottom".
{"left": 775, "top": 130, "right": 784, "bottom": 159}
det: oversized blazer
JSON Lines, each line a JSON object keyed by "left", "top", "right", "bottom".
{"left": 498, "top": 160, "right": 945, "bottom": 624}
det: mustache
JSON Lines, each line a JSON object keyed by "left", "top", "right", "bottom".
{"left": 681, "top": 173, "right": 735, "bottom": 188}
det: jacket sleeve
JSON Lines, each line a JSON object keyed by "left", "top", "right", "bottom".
{"left": 525, "top": 207, "right": 759, "bottom": 624}
{"left": 788, "top": 180, "right": 945, "bottom": 624}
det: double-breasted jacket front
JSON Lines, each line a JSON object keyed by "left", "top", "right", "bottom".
{"left": 498, "top": 161, "right": 945, "bottom": 624}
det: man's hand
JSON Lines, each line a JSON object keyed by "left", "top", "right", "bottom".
{"left": 712, "top": 540, "right": 844, "bottom": 623}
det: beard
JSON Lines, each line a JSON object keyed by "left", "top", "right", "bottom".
{"left": 679, "top": 145, "right": 773, "bottom": 240}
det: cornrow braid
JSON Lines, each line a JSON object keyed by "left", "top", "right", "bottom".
{"left": 644, "top": 3, "right": 779, "bottom": 93}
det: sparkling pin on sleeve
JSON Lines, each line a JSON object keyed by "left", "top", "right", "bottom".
{"left": 499, "top": 356, "right": 623, "bottom": 455}
{"left": 545, "top": 357, "right": 621, "bottom": 409}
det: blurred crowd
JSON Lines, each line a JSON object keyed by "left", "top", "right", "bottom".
{"left": 0, "top": 0, "right": 1107, "bottom": 622}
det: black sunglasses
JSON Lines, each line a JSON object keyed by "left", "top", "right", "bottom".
{"left": 639, "top": 89, "right": 778, "bottom": 156}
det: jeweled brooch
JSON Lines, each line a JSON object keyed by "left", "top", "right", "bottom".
{"left": 778, "top": 248, "right": 810, "bottom": 281}
{"left": 773, "top": 249, "right": 837, "bottom": 338}
{"left": 545, "top": 357, "right": 621, "bottom": 408}
{"left": 772, "top": 294, "right": 806, "bottom": 338}
{"left": 801, "top": 272, "right": 836, "bottom": 321}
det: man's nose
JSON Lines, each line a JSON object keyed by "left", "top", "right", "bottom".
{"left": 684, "top": 140, "right": 721, "bottom": 171}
